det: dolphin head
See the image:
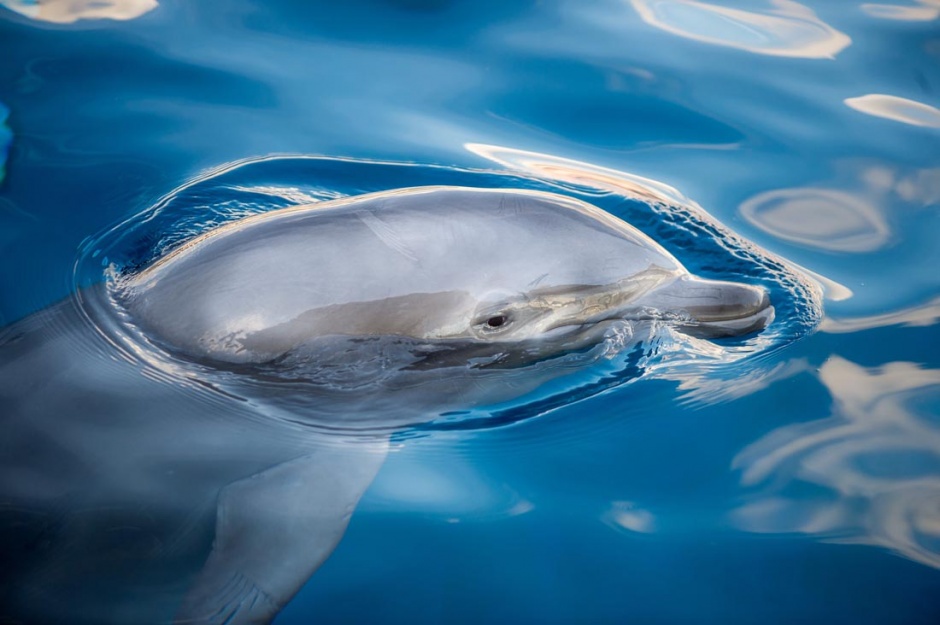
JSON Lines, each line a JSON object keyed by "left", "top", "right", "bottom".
{"left": 118, "top": 187, "right": 772, "bottom": 368}
{"left": 458, "top": 270, "right": 772, "bottom": 345}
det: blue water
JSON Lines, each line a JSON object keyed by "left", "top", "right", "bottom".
{"left": 1, "top": 1, "right": 939, "bottom": 623}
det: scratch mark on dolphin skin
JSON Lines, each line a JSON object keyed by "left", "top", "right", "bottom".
{"left": 497, "top": 192, "right": 529, "bottom": 218}
{"left": 527, "top": 273, "right": 550, "bottom": 289}
{"left": 355, "top": 210, "right": 420, "bottom": 263}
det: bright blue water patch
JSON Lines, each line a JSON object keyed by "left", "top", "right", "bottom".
{"left": 1, "top": 1, "right": 939, "bottom": 623}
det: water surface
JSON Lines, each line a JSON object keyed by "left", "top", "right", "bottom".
{"left": 0, "top": 1, "right": 938, "bottom": 623}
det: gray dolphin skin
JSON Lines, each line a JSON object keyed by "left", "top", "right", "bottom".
{"left": 123, "top": 186, "right": 772, "bottom": 363}
{"left": 0, "top": 186, "right": 772, "bottom": 625}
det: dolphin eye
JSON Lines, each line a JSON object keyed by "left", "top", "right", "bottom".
{"left": 486, "top": 315, "right": 508, "bottom": 328}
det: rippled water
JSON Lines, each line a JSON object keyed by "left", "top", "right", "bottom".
{"left": 1, "top": 1, "right": 938, "bottom": 624}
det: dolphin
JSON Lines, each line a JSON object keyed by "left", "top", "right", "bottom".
{"left": 0, "top": 186, "right": 772, "bottom": 624}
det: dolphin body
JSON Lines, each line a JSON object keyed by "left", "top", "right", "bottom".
{"left": 0, "top": 187, "right": 772, "bottom": 624}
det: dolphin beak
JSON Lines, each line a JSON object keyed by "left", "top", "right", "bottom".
{"left": 639, "top": 276, "right": 774, "bottom": 338}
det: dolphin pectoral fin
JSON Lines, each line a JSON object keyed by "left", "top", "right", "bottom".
{"left": 175, "top": 439, "right": 389, "bottom": 625}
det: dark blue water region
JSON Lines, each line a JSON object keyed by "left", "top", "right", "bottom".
{"left": 0, "top": 101, "right": 9, "bottom": 182}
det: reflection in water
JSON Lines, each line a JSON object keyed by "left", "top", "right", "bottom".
{"left": 796, "top": 266, "right": 853, "bottom": 301}
{"left": 821, "top": 296, "right": 940, "bottom": 333}
{"left": 466, "top": 142, "right": 692, "bottom": 207}
{"left": 603, "top": 501, "right": 657, "bottom": 534}
{"left": 845, "top": 94, "right": 940, "bottom": 128}
{"left": 861, "top": 165, "right": 940, "bottom": 206}
{"left": 739, "top": 162, "right": 940, "bottom": 330}
{"left": 738, "top": 162, "right": 938, "bottom": 329}
{"left": 739, "top": 187, "right": 891, "bottom": 252}
{"left": 892, "top": 167, "right": 940, "bottom": 205}
{"left": 368, "top": 452, "right": 534, "bottom": 523}
{"left": 861, "top": 0, "right": 940, "bottom": 21}
{"left": 0, "top": 0, "right": 156, "bottom": 23}
{"left": 628, "top": 0, "right": 850, "bottom": 58}
{"left": 732, "top": 356, "right": 940, "bottom": 568}
{"left": 675, "top": 357, "right": 811, "bottom": 406}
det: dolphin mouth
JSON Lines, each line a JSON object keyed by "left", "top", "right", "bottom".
{"left": 680, "top": 302, "right": 775, "bottom": 338}
{"left": 631, "top": 276, "right": 774, "bottom": 339}
{"left": 674, "top": 279, "right": 774, "bottom": 338}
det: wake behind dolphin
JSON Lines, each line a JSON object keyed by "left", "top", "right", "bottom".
{"left": 2, "top": 185, "right": 781, "bottom": 624}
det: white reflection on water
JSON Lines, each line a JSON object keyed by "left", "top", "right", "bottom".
{"left": 862, "top": 165, "right": 940, "bottom": 207}
{"left": 845, "top": 94, "right": 940, "bottom": 128}
{"left": 739, "top": 163, "right": 938, "bottom": 322}
{"left": 732, "top": 356, "right": 940, "bottom": 568}
{"left": 226, "top": 185, "right": 334, "bottom": 205}
{"left": 466, "top": 142, "right": 693, "bottom": 207}
{"left": 366, "top": 451, "right": 534, "bottom": 522}
{"left": 603, "top": 500, "right": 658, "bottom": 534}
{"left": 861, "top": 0, "right": 940, "bottom": 21}
{"left": 821, "top": 296, "right": 940, "bottom": 333}
{"left": 675, "top": 357, "right": 811, "bottom": 406}
{"left": 0, "top": 0, "right": 156, "bottom": 24}
{"left": 892, "top": 167, "right": 940, "bottom": 205}
{"left": 739, "top": 187, "right": 891, "bottom": 252}
{"left": 628, "top": 0, "right": 850, "bottom": 58}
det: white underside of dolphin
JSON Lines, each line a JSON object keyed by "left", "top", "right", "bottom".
{"left": 0, "top": 186, "right": 773, "bottom": 624}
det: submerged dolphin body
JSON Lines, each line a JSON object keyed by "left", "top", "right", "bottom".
{"left": 0, "top": 187, "right": 772, "bottom": 624}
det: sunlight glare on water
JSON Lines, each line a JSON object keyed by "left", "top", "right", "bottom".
{"left": 628, "top": 0, "right": 851, "bottom": 58}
